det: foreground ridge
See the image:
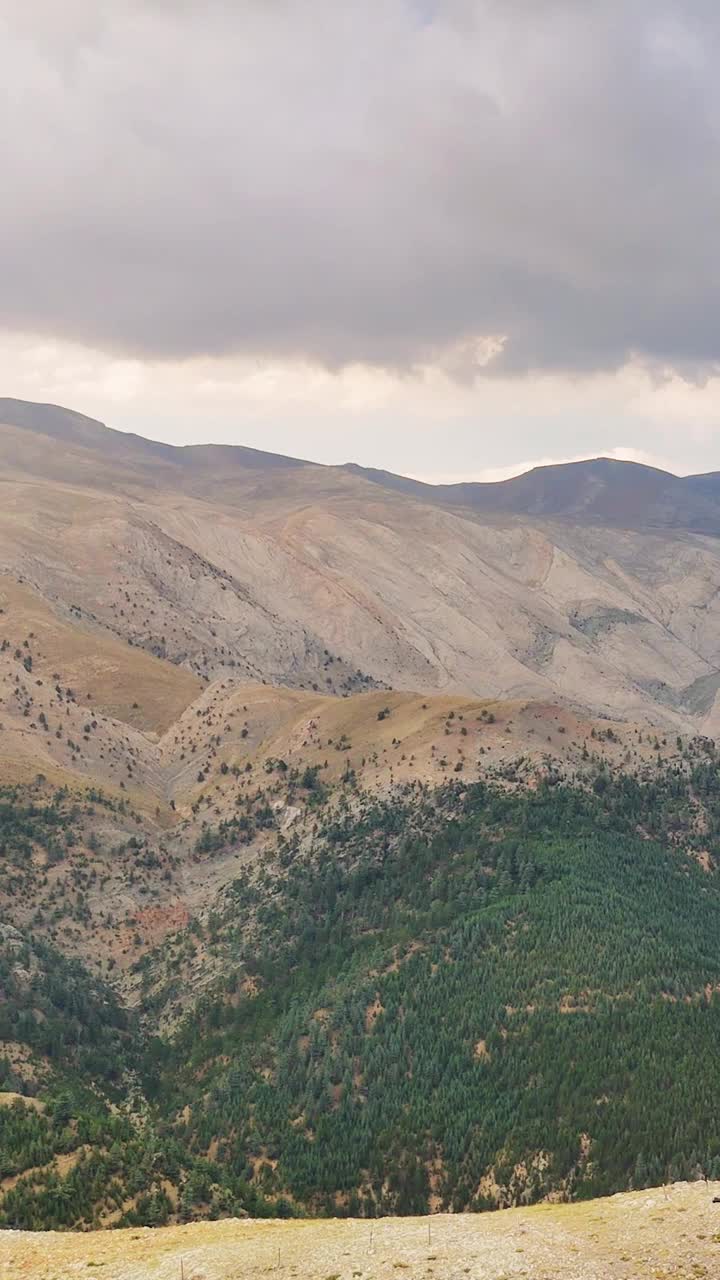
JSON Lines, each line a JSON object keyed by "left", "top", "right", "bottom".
{"left": 3, "top": 1181, "right": 718, "bottom": 1279}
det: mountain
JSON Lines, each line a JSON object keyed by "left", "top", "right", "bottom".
{"left": 0, "top": 396, "right": 311, "bottom": 474}
{"left": 5, "top": 398, "right": 720, "bottom": 1231}
{"left": 345, "top": 454, "right": 720, "bottom": 532}
{"left": 4, "top": 399, "right": 720, "bottom": 736}
{"left": 6, "top": 756, "right": 720, "bottom": 1227}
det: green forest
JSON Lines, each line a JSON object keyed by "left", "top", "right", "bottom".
{"left": 5, "top": 758, "right": 720, "bottom": 1226}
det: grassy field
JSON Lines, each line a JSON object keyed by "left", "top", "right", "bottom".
{"left": 3, "top": 1182, "right": 720, "bottom": 1280}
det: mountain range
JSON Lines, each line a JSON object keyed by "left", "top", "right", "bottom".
{"left": 3, "top": 398, "right": 720, "bottom": 1230}
{"left": 3, "top": 396, "right": 720, "bottom": 745}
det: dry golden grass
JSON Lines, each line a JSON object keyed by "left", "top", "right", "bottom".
{"left": 0, "top": 1092, "right": 44, "bottom": 1112}
{"left": 170, "top": 679, "right": 661, "bottom": 820}
{"left": 0, "top": 576, "right": 202, "bottom": 736}
{"left": 3, "top": 1182, "right": 720, "bottom": 1279}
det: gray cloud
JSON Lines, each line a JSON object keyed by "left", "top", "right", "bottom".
{"left": 2, "top": 0, "right": 720, "bottom": 374}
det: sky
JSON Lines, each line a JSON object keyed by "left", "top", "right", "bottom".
{"left": 2, "top": 0, "right": 720, "bottom": 481}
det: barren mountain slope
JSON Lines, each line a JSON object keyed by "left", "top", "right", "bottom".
{"left": 0, "top": 564, "right": 682, "bottom": 802}
{"left": 3, "top": 400, "right": 720, "bottom": 730}
{"left": 348, "top": 453, "right": 720, "bottom": 532}
{"left": 2, "top": 593, "right": 663, "bottom": 995}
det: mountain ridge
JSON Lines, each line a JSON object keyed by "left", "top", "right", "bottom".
{"left": 5, "top": 395, "right": 720, "bottom": 533}
{"left": 4, "top": 391, "right": 717, "bottom": 532}
{"left": 344, "top": 454, "right": 720, "bottom": 533}
{"left": 3, "top": 398, "right": 720, "bottom": 734}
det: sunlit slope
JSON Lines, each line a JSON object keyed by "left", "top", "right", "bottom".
{"left": 0, "top": 569, "right": 665, "bottom": 808}
{"left": 3, "top": 1182, "right": 718, "bottom": 1280}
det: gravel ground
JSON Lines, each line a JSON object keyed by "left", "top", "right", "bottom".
{"left": 3, "top": 1181, "right": 720, "bottom": 1280}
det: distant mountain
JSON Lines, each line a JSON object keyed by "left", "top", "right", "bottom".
{"left": 345, "top": 456, "right": 720, "bottom": 534}
{"left": 685, "top": 469, "right": 720, "bottom": 501}
{"left": 4, "top": 395, "right": 720, "bottom": 531}
{"left": 3, "top": 397, "right": 720, "bottom": 735}
{"left": 0, "top": 396, "right": 311, "bottom": 473}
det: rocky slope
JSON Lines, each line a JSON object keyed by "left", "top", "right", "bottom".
{"left": 3, "top": 398, "right": 720, "bottom": 732}
{"left": 0, "top": 540, "right": 679, "bottom": 1000}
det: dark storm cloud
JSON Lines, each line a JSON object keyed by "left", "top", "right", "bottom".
{"left": 2, "top": 0, "right": 720, "bottom": 374}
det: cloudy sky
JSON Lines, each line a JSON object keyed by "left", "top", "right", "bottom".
{"left": 2, "top": 0, "right": 720, "bottom": 480}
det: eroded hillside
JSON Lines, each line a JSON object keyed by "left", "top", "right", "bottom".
{"left": 4, "top": 400, "right": 720, "bottom": 729}
{"left": 0, "top": 569, "right": 681, "bottom": 998}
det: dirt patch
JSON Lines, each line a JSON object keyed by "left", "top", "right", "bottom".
{"left": 364, "top": 997, "right": 384, "bottom": 1032}
{"left": 0, "top": 1091, "right": 45, "bottom": 1112}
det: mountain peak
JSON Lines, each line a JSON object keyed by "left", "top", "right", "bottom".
{"left": 346, "top": 453, "right": 720, "bottom": 532}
